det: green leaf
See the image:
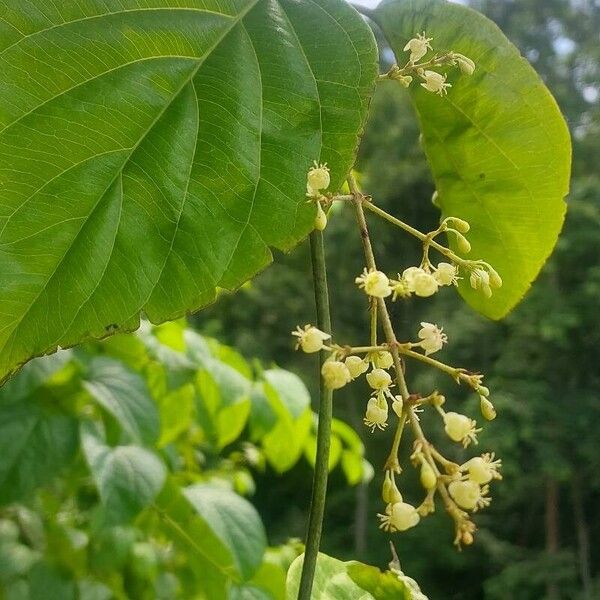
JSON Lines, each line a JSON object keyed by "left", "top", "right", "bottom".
{"left": 183, "top": 484, "right": 267, "bottom": 582}
{"left": 216, "top": 397, "right": 252, "bottom": 449}
{"left": 0, "top": 401, "right": 78, "bottom": 504}
{"left": 285, "top": 553, "right": 412, "bottom": 600}
{"left": 262, "top": 408, "right": 312, "bottom": 473}
{"left": 157, "top": 383, "right": 196, "bottom": 447}
{"left": 81, "top": 422, "right": 166, "bottom": 523}
{"left": 0, "top": 0, "right": 378, "bottom": 381}
{"left": 83, "top": 357, "right": 160, "bottom": 445}
{"left": 263, "top": 369, "right": 311, "bottom": 420}
{"left": 373, "top": 0, "right": 571, "bottom": 319}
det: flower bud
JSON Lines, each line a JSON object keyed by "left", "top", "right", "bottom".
{"left": 321, "top": 361, "right": 351, "bottom": 390}
{"left": 420, "top": 461, "right": 437, "bottom": 491}
{"left": 488, "top": 267, "right": 503, "bottom": 288}
{"left": 314, "top": 203, "right": 327, "bottom": 231}
{"left": 345, "top": 355, "right": 368, "bottom": 379}
{"left": 456, "top": 233, "right": 471, "bottom": 254}
{"left": 382, "top": 471, "right": 403, "bottom": 504}
{"left": 447, "top": 217, "right": 470, "bottom": 233}
{"left": 479, "top": 396, "right": 496, "bottom": 421}
{"left": 366, "top": 368, "right": 392, "bottom": 390}
{"left": 454, "top": 53, "right": 475, "bottom": 75}
{"left": 392, "top": 396, "right": 404, "bottom": 418}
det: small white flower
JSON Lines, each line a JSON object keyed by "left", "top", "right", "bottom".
{"left": 321, "top": 360, "right": 351, "bottom": 390}
{"left": 413, "top": 271, "right": 439, "bottom": 297}
{"left": 378, "top": 501, "right": 421, "bottom": 532}
{"left": 364, "top": 396, "right": 388, "bottom": 432}
{"left": 448, "top": 480, "right": 481, "bottom": 510}
{"left": 292, "top": 324, "right": 330, "bottom": 353}
{"left": 345, "top": 355, "right": 369, "bottom": 379}
{"left": 390, "top": 277, "right": 412, "bottom": 300}
{"left": 366, "top": 368, "right": 392, "bottom": 391}
{"left": 401, "top": 266, "right": 425, "bottom": 292}
{"left": 445, "top": 216, "right": 470, "bottom": 233}
{"left": 417, "top": 322, "right": 447, "bottom": 356}
{"left": 461, "top": 453, "right": 502, "bottom": 485}
{"left": 420, "top": 70, "right": 452, "bottom": 96}
{"left": 355, "top": 268, "right": 392, "bottom": 298}
{"left": 403, "top": 32, "right": 433, "bottom": 63}
{"left": 306, "top": 162, "right": 330, "bottom": 197}
{"left": 371, "top": 350, "right": 394, "bottom": 370}
{"left": 443, "top": 412, "right": 480, "bottom": 447}
{"left": 434, "top": 262, "right": 458, "bottom": 286}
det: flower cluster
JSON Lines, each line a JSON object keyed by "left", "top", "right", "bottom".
{"left": 385, "top": 32, "right": 476, "bottom": 97}
{"left": 294, "top": 157, "right": 503, "bottom": 549}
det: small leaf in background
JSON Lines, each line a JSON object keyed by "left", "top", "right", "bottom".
{"left": 263, "top": 369, "right": 311, "bottom": 420}
{"left": 83, "top": 357, "right": 160, "bottom": 445}
{"left": 373, "top": 0, "right": 571, "bottom": 319}
{"left": 156, "top": 383, "right": 196, "bottom": 448}
{"left": 0, "top": 401, "right": 78, "bottom": 504}
{"left": 81, "top": 422, "right": 166, "bottom": 523}
{"left": 183, "top": 484, "right": 267, "bottom": 582}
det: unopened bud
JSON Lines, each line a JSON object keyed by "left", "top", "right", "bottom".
{"left": 456, "top": 233, "right": 471, "bottom": 254}
{"left": 420, "top": 461, "right": 437, "bottom": 491}
{"left": 480, "top": 396, "right": 496, "bottom": 421}
{"left": 314, "top": 203, "right": 327, "bottom": 231}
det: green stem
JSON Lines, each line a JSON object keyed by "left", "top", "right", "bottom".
{"left": 297, "top": 230, "right": 333, "bottom": 600}
{"left": 363, "top": 201, "right": 469, "bottom": 267}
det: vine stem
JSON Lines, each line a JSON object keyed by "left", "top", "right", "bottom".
{"left": 297, "top": 230, "right": 333, "bottom": 600}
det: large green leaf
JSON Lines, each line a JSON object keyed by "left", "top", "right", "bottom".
{"left": 373, "top": 0, "right": 571, "bottom": 319}
{"left": 285, "top": 553, "right": 412, "bottom": 600}
{"left": 0, "top": 0, "right": 378, "bottom": 381}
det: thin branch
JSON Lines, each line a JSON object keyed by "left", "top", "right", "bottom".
{"left": 297, "top": 230, "right": 334, "bottom": 600}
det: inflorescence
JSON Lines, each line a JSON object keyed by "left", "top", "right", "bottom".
{"left": 294, "top": 33, "right": 501, "bottom": 549}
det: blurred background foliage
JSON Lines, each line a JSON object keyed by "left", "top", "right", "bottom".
{"left": 0, "top": 0, "right": 598, "bottom": 598}
{"left": 197, "top": 0, "right": 600, "bottom": 598}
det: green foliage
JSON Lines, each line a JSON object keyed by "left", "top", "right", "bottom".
{"left": 0, "top": 0, "right": 378, "bottom": 383}
{"left": 286, "top": 553, "right": 414, "bottom": 599}
{"left": 373, "top": 0, "right": 572, "bottom": 319}
{"left": 0, "top": 321, "right": 367, "bottom": 597}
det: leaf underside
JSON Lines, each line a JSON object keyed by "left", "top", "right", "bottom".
{"left": 0, "top": 0, "right": 378, "bottom": 381}
{"left": 373, "top": 0, "right": 571, "bottom": 319}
